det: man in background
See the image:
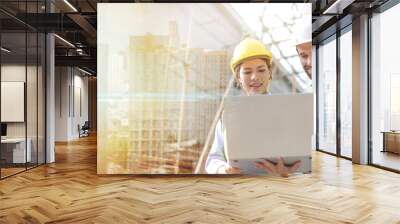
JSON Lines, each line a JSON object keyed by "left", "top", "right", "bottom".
{"left": 296, "top": 20, "right": 312, "bottom": 79}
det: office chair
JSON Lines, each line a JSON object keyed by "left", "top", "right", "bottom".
{"left": 79, "top": 121, "right": 90, "bottom": 138}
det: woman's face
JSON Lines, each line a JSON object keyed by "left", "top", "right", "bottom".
{"left": 237, "top": 58, "right": 272, "bottom": 95}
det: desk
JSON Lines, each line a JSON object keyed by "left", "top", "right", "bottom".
{"left": 382, "top": 131, "right": 400, "bottom": 154}
{"left": 1, "top": 138, "right": 31, "bottom": 163}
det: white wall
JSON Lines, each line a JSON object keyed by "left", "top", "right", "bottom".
{"left": 1, "top": 65, "right": 27, "bottom": 140}
{"left": 71, "top": 72, "right": 89, "bottom": 138}
{"left": 55, "top": 67, "right": 69, "bottom": 141}
{"left": 1, "top": 64, "right": 46, "bottom": 163}
{"left": 55, "top": 67, "right": 89, "bottom": 141}
{"left": 1, "top": 65, "right": 38, "bottom": 138}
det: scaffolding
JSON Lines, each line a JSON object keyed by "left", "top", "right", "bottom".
{"left": 104, "top": 25, "right": 231, "bottom": 174}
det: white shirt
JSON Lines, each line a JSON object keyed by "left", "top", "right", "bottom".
{"left": 205, "top": 119, "right": 228, "bottom": 174}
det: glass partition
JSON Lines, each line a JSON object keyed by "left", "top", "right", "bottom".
{"left": 27, "top": 30, "right": 38, "bottom": 169}
{"left": 371, "top": 4, "right": 400, "bottom": 171}
{"left": 0, "top": 1, "right": 46, "bottom": 179}
{"left": 339, "top": 28, "right": 352, "bottom": 158}
{"left": 317, "top": 36, "right": 337, "bottom": 154}
{"left": 1, "top": 31, "right": 28, "bottom": 177}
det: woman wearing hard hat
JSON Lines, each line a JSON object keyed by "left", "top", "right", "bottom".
{"left": 205, "top": 38, "right": 301, "bottom": 176}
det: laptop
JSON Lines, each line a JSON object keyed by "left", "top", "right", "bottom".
{"left": 222, "top": 93, "right": 314, "bottom": 175}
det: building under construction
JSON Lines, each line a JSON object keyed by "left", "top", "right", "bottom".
{"left": 103, "top": 24, "right": 231, "bottom": 174}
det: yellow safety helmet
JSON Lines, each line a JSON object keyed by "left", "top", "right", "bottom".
{"left": 230, "top": 38, "right": 273, "bottom": 74}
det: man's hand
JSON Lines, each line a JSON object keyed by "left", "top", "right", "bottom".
{"left": 255, "top": 157, "right": 301, "bottom": 177}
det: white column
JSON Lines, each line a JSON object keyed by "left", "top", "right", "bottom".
{"left": 46, "top": 32, "right": 55, "bottom": 163}
{"left": 352, "top": 14, "right": 369, "bottom": 164}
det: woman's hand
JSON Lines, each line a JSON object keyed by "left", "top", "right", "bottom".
{"left": 217, "top": 164, "right": 241, "bottom": 174}
{"left": 255, "top": 157, "right": 301, "bottom": 177}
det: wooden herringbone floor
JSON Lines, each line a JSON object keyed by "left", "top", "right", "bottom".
{"left": 1, "top": 135, "right": 400, "bottom": 224}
